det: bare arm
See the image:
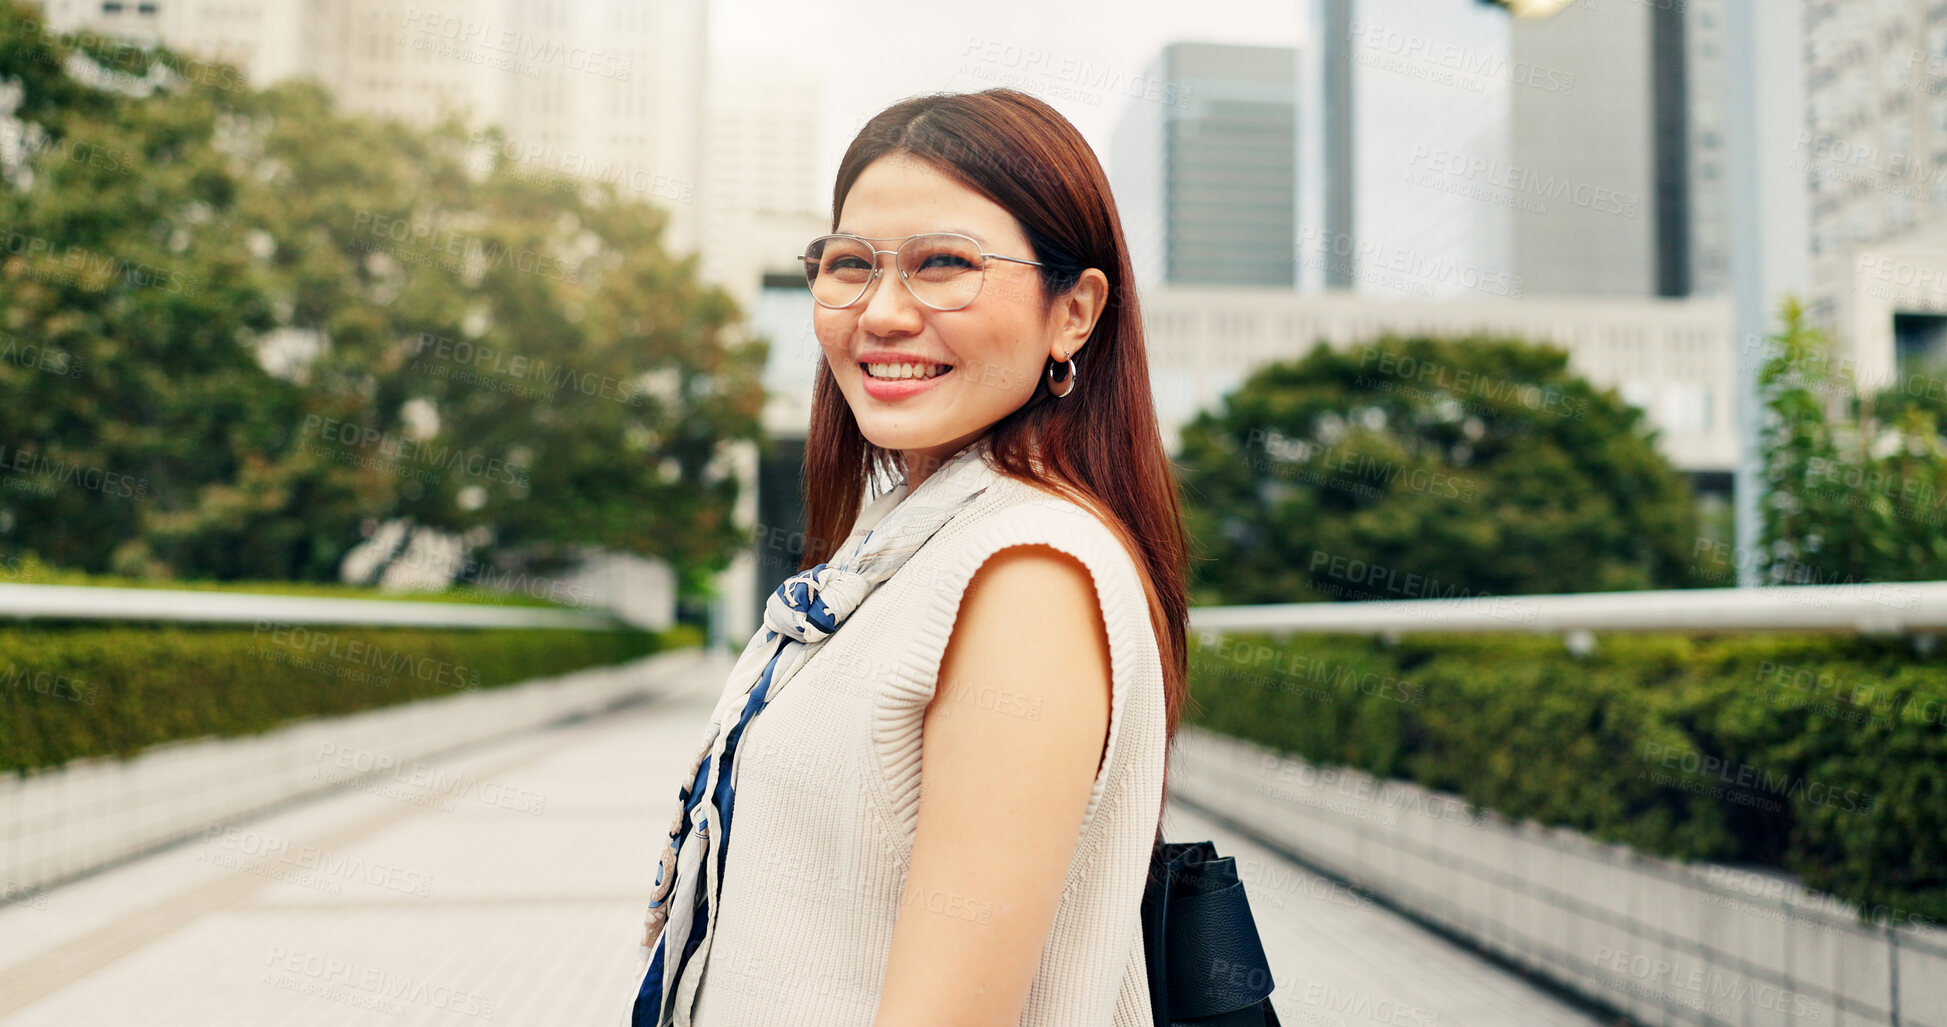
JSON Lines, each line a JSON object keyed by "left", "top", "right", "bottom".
{"left": 870, "top": 544, "right": 1114, "bottom": 1027}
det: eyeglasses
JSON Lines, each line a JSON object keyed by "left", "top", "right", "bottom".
{"left": 798, "top": 232, "right": 1044, "bottom": 311}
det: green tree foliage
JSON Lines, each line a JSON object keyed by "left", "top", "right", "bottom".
{"left": 1174, "top": 335, "right": 1705, "bottom": 605}
{"left": 1757, "top": 297, "right": 1947, "bottom": 583}
{"left": 0, "top": 3, "right": 765, "bottom": 591}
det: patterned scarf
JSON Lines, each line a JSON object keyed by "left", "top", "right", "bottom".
{"left": 629, "top": 437, "right": 1001, "bottom": 1026}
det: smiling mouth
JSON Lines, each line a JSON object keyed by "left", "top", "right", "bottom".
{"left": 861, "top": 361, "right": 954, "bottom": 381}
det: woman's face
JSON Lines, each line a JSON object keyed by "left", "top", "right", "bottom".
{"left": 815, "top": 153, "right": 1106, "bottom": 487}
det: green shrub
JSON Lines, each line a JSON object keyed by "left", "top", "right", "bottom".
{"left": 0, "top": 622, "right": 691, "bottom": 773}
{"left": 1189, "top": 630, "right": 1947, "bottom": 925}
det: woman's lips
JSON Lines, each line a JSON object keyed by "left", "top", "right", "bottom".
{"left": 858, "top": 362, "right": 954, "bottom": 401}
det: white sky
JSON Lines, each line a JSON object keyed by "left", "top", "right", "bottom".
{"left": 707, "top": 0, "right": 1307, "bottom": 193}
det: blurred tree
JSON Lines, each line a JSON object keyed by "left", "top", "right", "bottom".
{"left": 0, "top": 2, "right": 765, "bottom": 596}
{"left": 1174, "top": 335, "right": 1706, "bottom": 606}
{"left": 1758, "top": 297, "right": 1947, "bottom": 584}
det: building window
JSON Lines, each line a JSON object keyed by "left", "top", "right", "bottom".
{"left": 101, "top": 1, "right": 124, "bottom": 12}
{"left": 137, "top": 1, "right": 157, "bottom": 12}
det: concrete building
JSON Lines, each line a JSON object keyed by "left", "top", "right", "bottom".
{"left": 1110, "top": 42, "right": 1298, "bottom": 289}
{"left": 697, "top": 55, "right": 830, "bottom": 312}
{"left": 1502, "top": 0, "right": 1729, "bottom": 297}
{"left": 1799, "top": 0, "right": 1947, "bottom": 381}
{"left": 34, "top": 0, "right": 707, "bottom": 256}
{"left": 1301, "top": 0, "right": 1515, "bottom": 299}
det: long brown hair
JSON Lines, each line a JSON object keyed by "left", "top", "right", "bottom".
{"left": 798, "top": 88, "right": 1190, "bottom": 833}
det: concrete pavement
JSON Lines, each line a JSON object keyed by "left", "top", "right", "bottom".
{"left": 0, "top": 651, "right": 1610, "bottom": 1026}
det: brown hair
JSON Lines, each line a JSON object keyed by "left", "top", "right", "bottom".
{"left": 798, "top": 88, "right": 1190, "bottom": 837}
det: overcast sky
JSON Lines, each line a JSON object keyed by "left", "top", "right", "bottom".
{"left": 707, "top": 0, "right": 1307, "bottom": 194}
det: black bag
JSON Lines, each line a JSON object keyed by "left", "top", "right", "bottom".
{"left": 1139, "top": 839, "right": 1282, "bottom": 1027}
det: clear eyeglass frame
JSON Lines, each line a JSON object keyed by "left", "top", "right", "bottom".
{"left": 797, "top": 232, "right": 1044, "bottom": 312}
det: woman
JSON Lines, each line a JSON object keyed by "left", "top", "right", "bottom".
{"left": 629, "top": 87, "right": 1190, "bottom": 1027}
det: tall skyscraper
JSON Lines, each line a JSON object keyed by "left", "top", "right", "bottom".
{"left": 1110, "top": 42, "right": 1297, "bottom": 289}
{"left": 1802, "top": 0, "right": 1947, "bottom": 267}
{"left": 1303, "top": 0, "right": 1515, "bottom": 300}
{"left": 1506, "top": 0, "right": 1724, "bottom": 297}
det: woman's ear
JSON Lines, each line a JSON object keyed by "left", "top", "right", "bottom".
{"left": 1052, "top": 268, "right": 1110, "bottom": 362}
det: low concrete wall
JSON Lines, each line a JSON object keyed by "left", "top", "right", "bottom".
{"left": 1172, "top": 726, "right": 1947, "bottom": 1027}
{"left": 0, "top": 647, "right": 707, "bottom": 900}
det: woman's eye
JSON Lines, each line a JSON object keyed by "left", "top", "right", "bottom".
{"left": 827, "top": 257, "right": 870, "bottom": 271}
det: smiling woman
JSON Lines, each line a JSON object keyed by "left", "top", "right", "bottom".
{"left": 627, "top": 88, "right": 1191, "bottom": 1027}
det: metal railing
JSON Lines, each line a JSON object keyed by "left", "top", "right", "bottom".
{"left": 0, "top": 583, "right": 618, "bottom": 630}
{"left": 1189, "top": 580, "right": 1947, "bottom": 638}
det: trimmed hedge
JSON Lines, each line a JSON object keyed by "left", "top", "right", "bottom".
{"left": 1189, "top": 630, "right": 1947, "bottom": 926}
{"left": 0, "top": 622, "right": 695, "bottom": 774}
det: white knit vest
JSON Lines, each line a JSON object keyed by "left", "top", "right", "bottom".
{"left": 683, "top": 471, "right": 1168, "bottom": 1026}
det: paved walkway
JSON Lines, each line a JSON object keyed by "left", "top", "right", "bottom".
{"left": 0, "top": 652, "right": 1608, "bottom": 1026}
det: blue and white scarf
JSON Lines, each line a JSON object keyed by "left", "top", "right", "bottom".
{"left": 629, "top": 437, "right": 1000, "bottom": 1026}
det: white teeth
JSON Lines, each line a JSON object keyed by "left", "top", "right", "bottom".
{"left": 863, "top": 362, "right": 949, "bottom": 380}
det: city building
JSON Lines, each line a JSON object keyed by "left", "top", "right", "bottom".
{"left": 1799, "top": 0, "right": 1947, "bottom": 380}
{"left": 1301, "top": 0, "right": 1514, "bottom": 299}
{"left": 1110, "top": 41, "right": 1298, "bottom": 289}
{"left": 33, "top": 0, "right": 707, "bottom": 256}
{"left": 1503, "top": 0, "right": 1728, "bottom": 297}
{"left": 697, "top": 54, "right": 830, "bottom": 312}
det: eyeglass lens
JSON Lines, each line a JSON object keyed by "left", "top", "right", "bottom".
{"left": 801, "top": 234, "right": 987, "bottom": 310}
